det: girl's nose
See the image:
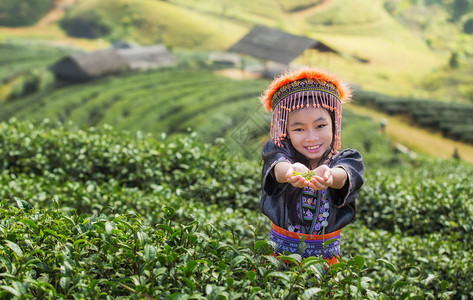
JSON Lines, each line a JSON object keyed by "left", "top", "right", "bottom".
{"left": 305, "top": 130, "right": 318, "bottom": 141}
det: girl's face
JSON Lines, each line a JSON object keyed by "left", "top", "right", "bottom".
{"left": 287, "top": 107, "right": 333, "bottom": 167}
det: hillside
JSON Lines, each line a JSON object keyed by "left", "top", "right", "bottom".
{"left": 0, "top": 68, "right": 269, "bottom": 158}
{"left": 0, "top": 45, "right": 472, "bottom": 162}
{"left": 1, "top": 0, "right": 473, "bottom": 102}
{"left": 1, "top": 0, "right": 473, "bottom": 161}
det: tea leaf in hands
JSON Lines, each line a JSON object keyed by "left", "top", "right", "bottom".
{"left": 292, "top": 170, "right": 316, "bottom": 181}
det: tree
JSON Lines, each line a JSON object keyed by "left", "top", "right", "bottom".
{"left": 59, "top": 11, "right": 112, "bottom": 39}
{"left": 452, "top": 0, "right": 470, "bottom": 20}
{"left": 449, "top": 52, "right": 460, "bottom": 69}
{"left": 463, "top": 18, "right": 473, "bottom": 34}
{"left": 0, "top": 0, "right": 54, "bottom": 27}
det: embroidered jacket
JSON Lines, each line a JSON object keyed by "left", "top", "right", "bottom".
{"left": 261, "top": 139, "right": 364, "bottom": 234}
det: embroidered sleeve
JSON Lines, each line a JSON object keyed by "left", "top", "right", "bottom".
{"left": 264, "top": 156, "right": 291, "bottom": 182}
{"left": 328, "top": 149, "right": 364, "bottom": 208}
{"left": 261, "top": 139, "right": 293, "bottom": 194}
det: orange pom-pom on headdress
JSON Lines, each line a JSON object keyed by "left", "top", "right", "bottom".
{"left": 260, "top": 67, "right": 352, "bottom": 151}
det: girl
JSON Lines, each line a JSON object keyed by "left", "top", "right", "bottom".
{"left": 260, "top": 67, "right": 364, "bottom": 265}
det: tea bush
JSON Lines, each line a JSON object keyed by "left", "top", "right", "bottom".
{"left": 0, "top": 200, "right": 442, "bottom": 299}
{"left": 354, "top": 90, "right": 473, "bottom": 143}
{"left": 0, "top": 69, "right": 268, "bottom": 149}
{"left": 358, "top": 160, "right": 473, "bottom": 238}
{"left": 1, "top": 119, "right": 473, "bottom": 298}
{"left": 0, "top": 119, "right": 260, "bottom": 211}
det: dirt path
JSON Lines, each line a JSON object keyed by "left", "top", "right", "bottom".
{"left": 347, "top": 104, "right": 473, "bottom": 164}
{"left": 291, "top": 0, "right": 334, "bottom": 19}
{"left": 0, "top": 0, "right": 103, "bottom": 50}
{"left": 36, "top": 0, "right": 79, "bottom": 27}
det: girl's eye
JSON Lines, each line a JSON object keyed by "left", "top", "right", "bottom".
{"left": 292, "top": 128, "right": 304, "bottom": 132}
{"left": 317, "top": 124, "right": 327, "bottom": 129}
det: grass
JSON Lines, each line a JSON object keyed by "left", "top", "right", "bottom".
{"left": 64, "top": 0, "right": 247, "bottom": 49}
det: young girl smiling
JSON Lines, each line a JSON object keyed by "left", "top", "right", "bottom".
{"left": 260, "top": 67, "right": 364, "bottom": 265}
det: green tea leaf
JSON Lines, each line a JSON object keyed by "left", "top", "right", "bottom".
{"left": 279, "top": 254, "right": 302, "bottom": 265}
{"left": 105, "top": 222, "right": 114, "bottom": 234}
{"left": 323, "top": 238, "right": 338, "bottom": 249}
{"left": 72, "top": 239, "right": 88, "bottom": 248}
{"left": 59, "top": 276, "right": 71, "bottom": 291}
{"left": 157, "top": 224, "right": 174, "bottom": 235}
{"left": 301, "top": 256, "right": 326, "bottom": 270}
{"left": 422, "top": 274, "right": 437, "bottom": 285}
{"left": 0, "top": 256, "right": 13, "bottom": 274}
{"left": 267, "top": 271, "right": 291, "bottom": 282}
{"left": 302, "top": 288, "right": 323, "bottom": 299}
{"left": 254, "top": 240, "right": 269, "bottom": 251}
{"left": 20, "top": 219, "right": 39, "bottom": 232}
{"left": 246, "top": 270, "right": 256, "bottom": 281}
{"left": 14, "top": 198, "right": 32, "bottom": 211}
{"left": 43, "top": 229, "right": 58, "bottom": 237}
{"left": 377, "top": 258, "right": 399, "bottom": 275}
{"left": 186, "top": 260, "right": 198, "bottom": 274}
{"left": 25, "top": 258, "right": 41, "bottom": 267}
{"left": 144, "top": 244, "right": 156, "bottom": 261}
{"left": 350, "top": 255, "right": 365, "bottom": 271}
{"left": 0, "top": 285, "right": 20, "bottom": 297}
{"left": 181, "top": 278, "right": 196, "bottom": 291}
{"left": 5, "top": 241, "right": 23, "bottom": 259}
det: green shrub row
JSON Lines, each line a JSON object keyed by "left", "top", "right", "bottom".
{"left": 354, "top": 90, "right": 473, "bottom": 143}
{"left": 1, "top": 119, "right": 473, "bottom": 297}
{"left": 358, "top": 159, "right": 473, "bottom": 238}
{"left": 0, "top": 119, "right": 261, "bottom": 210}
{"left": 0, "top": 69, "right": 268, "bottom": 148}
{"left": 2, "top": 118, "right": 473, "bottom": 238}
{"left": 0, "top": 201, "right": 452, "bottom": 299}
{"left": 344, "top": 224, "right": 472, "bottom": 298}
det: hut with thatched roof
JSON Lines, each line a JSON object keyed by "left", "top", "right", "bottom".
{"left": 228, "top": 25, "right": 338, "bottom": 65}
{"left": 49, "top": 49, "right": 128, "bottom": 82}
{"left": 50, "top": 44, "right": 176, "bottom": 82}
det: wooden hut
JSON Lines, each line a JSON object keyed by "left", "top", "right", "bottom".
{"left": 50, "top": 44, "right": 177, "bottom": 82}
{"left": 49, "top": 49, "right": 128, "bottom": 82}
{"left": 228, "top": 25, "right": 338, "bottom": 66}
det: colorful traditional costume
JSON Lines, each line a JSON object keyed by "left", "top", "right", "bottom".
{"left": 260, "top": 68, "right": 364, "bottom": 264}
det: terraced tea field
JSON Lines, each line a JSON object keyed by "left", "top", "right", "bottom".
{"left": 0, "top": 68, "right": 270, "bottom": 153}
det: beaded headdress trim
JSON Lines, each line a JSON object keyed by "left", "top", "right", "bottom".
{"left": 260, "top": 68, "right": 352, "bottom": 151}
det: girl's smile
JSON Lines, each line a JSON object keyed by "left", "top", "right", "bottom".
{"left": 287, "top": 107, "right": 333, "bottom": 167}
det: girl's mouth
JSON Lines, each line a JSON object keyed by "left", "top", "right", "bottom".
{"left": 305, "top": 145, "right": 322, "bottom": 152}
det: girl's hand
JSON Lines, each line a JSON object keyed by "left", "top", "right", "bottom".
{"left": 309, "top": 165, "right": 334, "bottom": 190}
{"left": 285, "top": 163, "right": 311, "bottom": 188}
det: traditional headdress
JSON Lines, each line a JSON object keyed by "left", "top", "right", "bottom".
{"left": 260, "top": 67, "right": 352, "bottom": 152}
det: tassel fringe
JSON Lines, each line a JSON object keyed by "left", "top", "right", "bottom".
{"left": 271, "top": 91, "right": 342, "bottom": 151}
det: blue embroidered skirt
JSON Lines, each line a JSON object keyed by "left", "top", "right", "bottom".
{"left": 270, "top": 223, "right": 341, "bottom": 265}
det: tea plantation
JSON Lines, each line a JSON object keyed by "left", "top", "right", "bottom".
{"left": 0, "top": 66, "right": 269, "bottom": 154}
{"left": 355, "top": 90, "right": 473, "bottom": 144}
{"left": 1, "top": 114, "right": 472, "bottom": 299}
{"left": 1, "top": 41, "right": 473, "bottom": 299}
{"left": 1, "top": 41, "right": 473, "bottom": 151}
